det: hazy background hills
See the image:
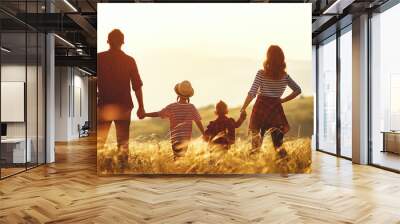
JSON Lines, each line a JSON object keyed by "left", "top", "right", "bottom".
{"left": 131, "top": 96, "right": 313, "bottom": 140}
{"left": 136, "top": 50, "right": 312, "bottom": 112}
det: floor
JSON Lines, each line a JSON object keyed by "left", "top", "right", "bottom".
{"left": 372, "top": 151, "right": 400, "bottom": 171}
{"left": 1, "top": 163, "right": 42, "bottom": 178}
{"left": 0, "top": 167, "right": 25, "bottom": 178}
{"left": 0, "top": 137, "right": 400, "bottom": 223}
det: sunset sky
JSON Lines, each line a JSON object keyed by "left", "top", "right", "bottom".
{"left": 98, "top": 3, "right": 312, "bottom": 116}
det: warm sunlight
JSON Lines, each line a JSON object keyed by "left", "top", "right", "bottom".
{"left": 98, "top": 3, "right": 312, "bottom": 113}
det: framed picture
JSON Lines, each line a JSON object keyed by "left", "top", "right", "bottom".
{"left": 97, "top": 3, "right": 312, "bottom": 175}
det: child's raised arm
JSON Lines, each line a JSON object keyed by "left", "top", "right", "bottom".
{"left": 144, "top": 112, "right": 161, "bottom": 118}
{"left": 235, "top": 111, "right": 247, "bottom": 128}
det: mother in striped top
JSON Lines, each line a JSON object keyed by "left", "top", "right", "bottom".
{"left": 240, "top": 45, "right": 302, "bottom": 155}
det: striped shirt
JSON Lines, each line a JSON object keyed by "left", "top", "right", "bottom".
{"left": 248, "top": 70, "right": 301, "bottom": 98}
{"left": 160, "top": 102, "right": 201, "bottom": 145}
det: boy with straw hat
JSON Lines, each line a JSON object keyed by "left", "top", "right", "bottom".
{"left": 144, "top": 80, "right": 205, "bottom": 159}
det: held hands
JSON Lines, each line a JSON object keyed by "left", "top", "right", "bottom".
{"left": 202, "top": 134, "right": 210, "bottom": 142}
{"left": 137, "top": 107, "right": 145, "bottom": 120}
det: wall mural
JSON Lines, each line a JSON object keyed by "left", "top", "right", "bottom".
{"left": 97, "top": 3, "right": 313, "bottom": 175}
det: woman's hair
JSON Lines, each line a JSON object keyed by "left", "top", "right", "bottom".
{"left": 177, "top": 96, "right": 190, "bottom": 103}
{"left": 263, "top": 45, "right": 286, "bottom": 78}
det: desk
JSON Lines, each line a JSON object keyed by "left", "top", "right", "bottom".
{"left": 382, "top": 131, "right": 400, "bottom": 154}
{"left": 1, "top": 138, "right": 31, "bottom": 163}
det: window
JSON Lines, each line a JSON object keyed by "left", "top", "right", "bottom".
{"left": 389, "top": 74, "right": 400, "bottom": 130}
{"left": 339, "top": 28, "right": 352, "bottom": 158}
{"left": 317, "top": 36, "right": 337, "bottom": 154}
{"left": 370, "top": 3, "right": 400, "bottom": 171}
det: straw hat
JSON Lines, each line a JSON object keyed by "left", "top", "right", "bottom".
{"left": 174, "top": 80, "right": 194, "bottom": 98}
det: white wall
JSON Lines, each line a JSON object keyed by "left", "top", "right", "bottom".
{"left": 55, "top": 67, "right": 70, "bottom": 141}
{"left": 55, "top": 67, "right": 89, "bottom": 141}
{"left": 1, "top": 64, "right": 46, "bottom": 164}
{"left": 1, "top": 65, "right": 37, "bottom": 138}
{"left": 72, "top": 73, "right": 89, "bottom": 138}
{"left": 1, "top": 66, "right": 26, "bottom": 138}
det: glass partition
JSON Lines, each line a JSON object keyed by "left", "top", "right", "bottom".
{"left": 1, "top": 31, "right": 28, "bottom": 178}
{"left": 38, "top": 32, "right": 45, "bottom": 165}
{"left": 27, "top": 31, "right": 38, "bottom": 169}
{"left": 339, "top": 28, "right": 352, "bottom": 158}
{"left": 0, "top": 1, "right": 46, "bottom": 179}
{"left": 317, "top": 36, "right": 337, "bottom": 154}
{"left": 370, "top": 3, "right": 400, "bottom": 171}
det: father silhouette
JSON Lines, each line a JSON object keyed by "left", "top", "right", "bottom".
{"left": 97, "top": 29, "right": 145, "bottom": 158}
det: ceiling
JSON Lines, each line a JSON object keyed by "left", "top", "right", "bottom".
{"left": 0, "top": 0, "right": 391, "bottom": 75}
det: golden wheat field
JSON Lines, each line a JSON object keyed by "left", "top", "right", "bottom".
{"left": 97, "top": 98, "right": 313, "bottom": 174}
{"left": 97, "top": 135, "right": 311, "bottom": 175}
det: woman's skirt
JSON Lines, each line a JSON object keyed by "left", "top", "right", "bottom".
{"left": 249, "top": 95, "right": 290, "bottom": 135}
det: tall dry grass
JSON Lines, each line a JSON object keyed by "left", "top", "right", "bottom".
{"left": 97, "top": 97, "right": 313, "bottom": 174}
{"left": 97, "top": 136, "right": 311, "bottom": 175}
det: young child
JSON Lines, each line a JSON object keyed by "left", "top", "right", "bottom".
{"left": 204, "top": 100, "right": 246, "bottom": 149}
{"left": 144, "top": 80, "right": 205, "bottom": 159}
